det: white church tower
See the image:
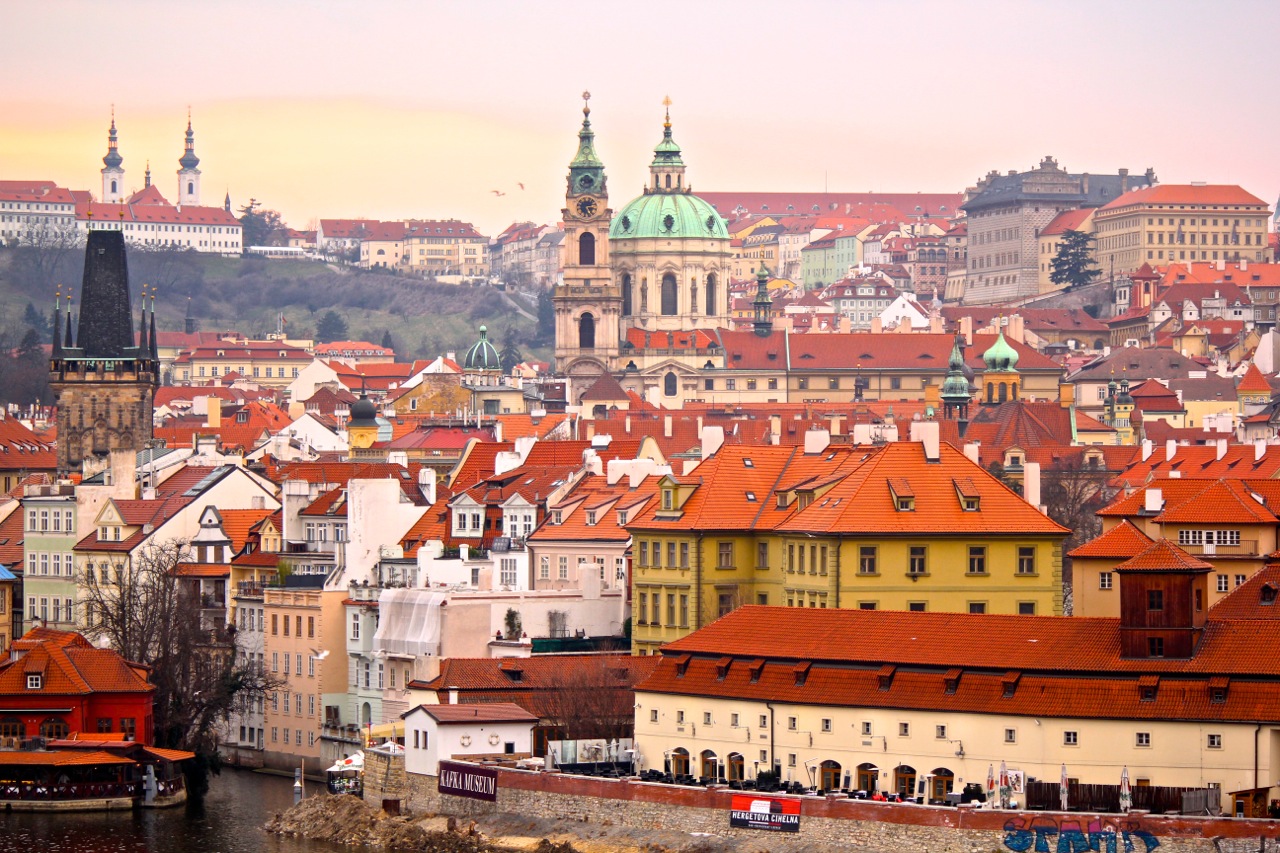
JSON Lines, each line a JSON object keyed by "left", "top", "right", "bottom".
{"left": 100, "top": 111, "right": 124, "bottom": 203}
{"left": 177, "top": 113, "right": 201, "bottom": 206}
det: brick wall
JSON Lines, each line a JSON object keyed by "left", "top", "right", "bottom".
{"left": 372, "top": 760, "right": 1280, "bottom": 853}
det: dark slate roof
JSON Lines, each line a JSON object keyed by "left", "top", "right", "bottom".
{"left": 961, "top": 160, "right": 1152, "bottom": 214}
{"left": 74, "top": 230, "right": 137, "bottom": 358}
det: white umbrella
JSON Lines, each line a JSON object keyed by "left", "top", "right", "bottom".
{"left": 999, "top": 760, "right": 1011, "bottom": 809}
{"left": 324, "top": 761, "right": 345, "bottom": 773}
{"left": 1059, "top": 763, "right": 1069, "bottom": 811}
{"left": 986, "top": 763, "right": 996, "bottom": 807}
{"left": 1119, "top": 766, "right": 1132, "bottom": 813}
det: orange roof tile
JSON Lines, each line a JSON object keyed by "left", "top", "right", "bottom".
{"left": 1238, "top": 363, "right": 1272, "bottom": 394}
{"left": 0, "top": 750, "right": 135, "bottom": 767}
{"left": 1114, "top": 539, "right": 1213, "bottom": 573}
{"left": 1098, "top": 184, "right": 1268, "bottom": 211}
{"left": 1068, "top": 520, "right": 1153, "bottom": 559}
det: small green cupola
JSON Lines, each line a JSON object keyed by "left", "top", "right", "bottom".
{"left": 980, "top": 323, "right": 1021, "bottom": 405}
{"left": 942, "top": 335, "right": 973, "bottom": 418}
{"left": 567, "top": 91, "right": 606, "bottom": 197}
{"left": 982, "top": 326, "right": 1020, "bottom": 372}
{"left": 463, "top": 325, "right": 502, "bottom": 371}
{"left": 753, "top": 264, "right": 774, "bottom": 337}
{"left": 649, "top": 96, "right": 687, "bottom": 194}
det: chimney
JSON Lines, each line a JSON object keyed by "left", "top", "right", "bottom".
{"left": 769, "top": 414, "right": 782, "bottom": 444}
{"left": 804, "top": 427, "right": 830, "bottom": 455}
{"left": 1216, "top": 437, "right": 1228, "bottom": 460}
{"left": 1118, "top": 167, "right": 1129, "bottom": 192}
{"left": 1023, "top": 461, "right": 1041, "bottom": 510}
{"left": 911, "top": 420, "right": 940, "bottom": 461}
{"left": 1144, "top": 488, "right": 1163, "bottom": 514}
{"left": 624, "top": 414, "right": 631, "bottom": 434}
{"left": 448, "top": 687, "right": 459, "bottom": 705}
{"left": 1140, "top": 439, "right": 1153, "bottom": 462}
{"left": 963, "top": 442, "right": 981, "bottom": 464}
{"left": 663, "top": 414, "right": 672, "bottom": 438}
{"left": 1165, "top": 439, "right": 1177, "bottom": 461}
{"left": 206, "top": 400, "right": 221, "bottom": 429}
{"left": 418, "top": 467, "right": 437, "bottom": 504}
{"left": 251, "top": 495, "right": 265, "bottom": 510}
{"left": 700, "top": 425, "right": 725, "bottom": 460}
{"left": 585, "top": 421, "right": 595, "bottom": 440}
{"left": 829, "top": 414, "right": 845, "bottom": 436}
{"left": 1256, "top": 439, "right": 1267, "bottom": 462}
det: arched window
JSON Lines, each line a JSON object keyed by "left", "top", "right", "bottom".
{"left": 621, "top": 274, "right": 632, "bottom": 316}
{"left": 705, "top": 273, "right": 717, "bottom": 316}
{"left": 727, "top": 752, "right": 745, "bottom": 782}
{"left": 986, "top": 382, "right": 995, "bottom": 403}
{"left": 930, "top": 768, "right": 955, "bottom": 803}
{"left": 0, "top": 717, "right": 24, "bottom": 740}
{"left": 998, "top": 383, "right": 1008, "bottom": 403}
{"left": 39, "top": 718, "right": 68, "bottom": 740}
{"left": 579, "top": 232, "right": 595, "bottom": 266}
{"left": 857, "top": 762, "right": 879, "bottom": 793}
{"left": 700, "top": 749, "right": 719, "bottom": 781}
{"left": 663, "top": 372, "right": 677, "bottom": 397}
{"left": 110, "top": 180, "right": 117, "bottom": 194}
{"left": 187, "top": 181, "right": 194, "bottom": 196}
{"left": 820, "top": 760, "right": 842, "bottom": 791}
{"left": 661, "top": 274, "right": 678, "bottom": 316}
{"left": 578, "top": 313, "right": 595, "bottom": 350}
{"left": 668, "top": 747, "right": 689, "bottom": 777}
{"left": 894, "top": 764, "right": 917, "bottom": 796}
{"left": 665, "top": 174, "right": 671, "bottom": 189}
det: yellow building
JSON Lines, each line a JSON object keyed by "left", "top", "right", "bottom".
{"left": 1094, "top": 185, "right": 1271, "bottom": 276}
{"left": 402, "top": 220, "right": 489, "bottom": 278}
{"left": 627, "top": 430, "right": 1068, "bottom": 655}
{"left": 175, "top": 340, "right": 314, "bottom": 387}
{"left": 1036, "top": 208, "right": 1094, "bottom": 294}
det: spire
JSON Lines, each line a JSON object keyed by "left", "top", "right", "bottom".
{"left": 102, "top": 108, "right": 123, "bottom": 170}
{"left": 224, "top": 190, "right": 231, "bottom": 212}
{"left": 145, "top": 160, "right": 151, "bottom": 188}
{"left": 649, "top": 95, "right": 686, "bottom": 193}
{"left": 52, "top": 288, "right": 63, "bottom": 357}
{"left": 941, "top": 335, "right": 972, "bottom": 408}
{"left": 75, "top": 230, "right": 135, "bottom": 358}
{"left": 567, "top": 91, "right": 606, "bottom": 197}
{"left": 752, "top": 264, "right": 774, "bottom": 337}
{"left": 64, "top": 295, "right": 74, "bottom": 349}
{"left": 149, "top": 289, "right": 158, "bottom": 361}
{"left": 179, "top": 110, "right": 200, "bottom": 171}
{"left": 138, "top": 284, "right": 149, "bottom": 348}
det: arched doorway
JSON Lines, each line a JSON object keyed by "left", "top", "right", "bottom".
{"left": 579, "top": 232, "right": 596, "bottom": 265}
{"left": 578, "top": 313, "right": 595, "bottom": 349}
{"left": 661, "top": 273, "right": 678, "bottom": 315}
{"left": 39, "top": 718, "right": 68, "bottom": 740}
{"left": 669, "top": 747, "right": 690, "bottom": 777}
{"left": 705, "top": 273, "right": 717, "bottom": 316}
{"left": 930, "top": 768, "right": 955, "bottom": 803}
{"left": 857, "top": 762, "right": 879, "bottom": 793}
{"left": 820, "top": 760, "right": 842, "bottom": 791}
{"left": 621, "top": 274, "right": 632, "bottom": 316}
{"left": 663, "top": 372, "right": 677, "bottom": 397}
{"left": 727, "top": 752, "right": 745, "bottom": 782}
{"left": 700, "top": 749, "right": 719, "bottom": 781}
{"left": 894, "top": 764, "right": 917, "bottom": 796}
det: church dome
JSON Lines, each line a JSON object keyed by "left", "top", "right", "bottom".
{"left": 981, "top": 329, "right": 1020, "bottom": 372}
{"left": 348, "top": 395, "right": 378, "bottom": 428}
{"left": 610, "top": 192, "right": 728, "bottom": 240}
{"left": 463, "top": 325, "right": 501, "bottom": 371}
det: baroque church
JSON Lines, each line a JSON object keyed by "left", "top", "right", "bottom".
{"left": 554, "top": 95, "right": 732, "bottom": 402}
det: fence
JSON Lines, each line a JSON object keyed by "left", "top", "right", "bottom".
{"left": 1024, "top": 781, "right": 1219, "bottom": 814}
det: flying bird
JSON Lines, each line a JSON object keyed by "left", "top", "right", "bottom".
{"left": 517, "top": 182, "right": 525, "bottom": 191}
{"left": 491, "top": 190, "right": 506, "bottom": 197}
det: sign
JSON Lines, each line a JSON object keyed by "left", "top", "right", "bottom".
{"left": 729, "top": 794, "right": 801, "bottom": 833}
{"left": 438, "top": 760, "right": 498, "bottom": 802}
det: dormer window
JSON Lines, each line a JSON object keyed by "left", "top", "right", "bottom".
{"left": 897, "top": 497, "right": 914, "bottom": 511}
{"left": 26, "top": 675, "right": 41, "bottom": 690}
{"left": 552, "top": 510, "right": 562, "bottom": 525}
{"left": 662, "top": 491, "right": 673, "bottom": 511}
{"left": 963, "top": 498, "right": 979, "bottom": 511}
{"left": 585, "top": 511, "right": 596, "bottom": 526}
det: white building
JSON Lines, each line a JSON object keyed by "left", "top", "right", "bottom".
{"left": 402, "top": 702, "right": 537, "bottom": 777}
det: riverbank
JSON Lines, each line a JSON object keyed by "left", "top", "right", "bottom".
{"left": 265, "top": 791, "right": 834, "bottom": 853}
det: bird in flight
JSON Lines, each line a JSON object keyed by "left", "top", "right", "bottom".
{"left": 517, "top": 182, "right": 525, "bottom": 191}
{"left": 491, "top": 190, "right": 506, "bottom": 197}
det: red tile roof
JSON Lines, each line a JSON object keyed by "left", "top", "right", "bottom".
{"left": 1209, "top": 563, "right": 1280, "bottom": 619}
{"left": 412, "top": 703, "right": 538, "bottom": 724}
{"left": 0, "top": 628, "right": 153, "bottom": 695}
{"left": 1068, "top": 520, "right": 1153, "bottom": 559}
{"left": 1098, "top": 184, "right": 1269, "bottom": 211}
{"left": 1237, "top": 363, "right": 1272, "bottom": 394}
{"left": 1039, "top": 208, "right": 1092, "bottom": 237}
{"left": 1114, "top": 538, "right": 1212, "bottom": 573}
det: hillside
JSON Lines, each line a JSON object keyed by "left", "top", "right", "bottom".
{"left": 0, "top": 245, "right": 549, "bottom": 364}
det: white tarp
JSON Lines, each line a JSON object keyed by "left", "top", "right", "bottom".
{"left": 373, "top": 589, "right": 446, "bottom": 658}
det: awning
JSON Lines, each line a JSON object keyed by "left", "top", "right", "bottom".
{"left": 366, "top": 722, "right": 402, "bottom": 741}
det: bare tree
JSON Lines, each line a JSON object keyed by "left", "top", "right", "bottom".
{"left": 80, "top": 539, "right": 282, "bottom": 791}
{"left": 12, "top": 220, "right": 83, "bottom": 292}
{"left": 532, "top": 656, "right": 639, "bottom": 742}
{"left": 1042, "top": 454, "right": 1118, "bottom": 598}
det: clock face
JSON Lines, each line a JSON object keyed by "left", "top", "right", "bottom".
{"left": 576, "top": 197, "right": 598, "bottom": 218}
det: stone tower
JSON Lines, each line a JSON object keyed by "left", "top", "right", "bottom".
{"left": 177, "top": 114, "right": 201, "bottom": 206}
{"left": 101, "top": 112, "right": 125, "bottom": 203}
{"left": 554, "top": 92, "right": 618, "bottom": 403}
{"left": 49, "top": 230, "right": 160, "bottom": 474}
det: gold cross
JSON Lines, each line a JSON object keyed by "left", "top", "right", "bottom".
{"left": 662, "top": 95, "right": 672, "bottom": 109}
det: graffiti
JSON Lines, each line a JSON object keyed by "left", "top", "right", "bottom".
{"left": 1003, "top": 816, "right": 1160, "bottom": 853}
{"left": 1212, "top": 838, "right": 1280, "bottom": 853}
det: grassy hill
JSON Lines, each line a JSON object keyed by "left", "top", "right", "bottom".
{"left": 0, "top": 246, "right": 549, "bottom": 363}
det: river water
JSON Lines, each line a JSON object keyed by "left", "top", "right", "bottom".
{"left": 0, "top": 769, "right": 346, "bottom": 853}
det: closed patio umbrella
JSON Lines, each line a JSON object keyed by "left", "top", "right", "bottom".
{"left": 1119, "top": 766, "right": 1132, "bottom": 813}
{"left": 1059, "top": 763, "right": 1069, "bottom": 811}
{"left": 999, "top": 760, "right": 1011, "bottom": 809}
{"left": 986, "top": 763, "right": 996, "bottom": 807}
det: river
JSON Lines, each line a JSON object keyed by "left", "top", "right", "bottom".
{"left": 0, "top": 769, "right": 346, "bottom": 853}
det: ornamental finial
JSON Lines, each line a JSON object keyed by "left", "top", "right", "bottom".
{"left": 582, "top": 90, "right": 591, "bottom": 118}
{"left": 662, "top": 95, "right": 672, "bottom": 129}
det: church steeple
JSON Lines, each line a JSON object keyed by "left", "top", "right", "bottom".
{"left": 567, "top": 91, "right": 606, "bottom": 197}
{"left": 177, "top": 111, "right": 201, "bottom": 205}
{"left": 752, "top": 264, "right": 774, "bottom": 337}
{"left": 101, "top": 109, "right": 125, "bottom": 203}
{"left": 648, "top": 96, "right": 687, "bottom": 194}
{"left": 942, "top": 334, "right": 973, "bottom": 422}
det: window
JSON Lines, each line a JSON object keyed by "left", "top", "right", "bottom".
{"left": 898, "top": 722, "right": 910, "bottom": 737}
{"left": 1147, "top": 589, "right": 1164, "bottom": 611}
{"left": 1235, "top": 574, "right": 1246, "bottom": 587}
{"left": 1018, "top": 602, "right": 1036, "bottom": 615}
{"left": 908, "top": 546, "right": 927, "bottom": 575}
{"left": 1148, "top": 637, "right": 1165, "bottom": 657}
{"left": 935, "top": 725, "right": 947, "bottom": 739}
{"left": 558, "top": 556, "right": 568, "bottom": 580}
{"left": 679, "top": 594, "right": 688, "bottom": 627}
{"left": 1100, "top": 572, "right": 1113, "bottom": 590}
{"left": 759, "top": 715, "right": 768, "bottom": 728}
{"left": 704, "top": 712, "right": 712, "bottom": 725}
{"left": 968, "top": 602, "right": 986, "bottom": 614}
{"left": 731, "top": 713, "right": 740, "bottom": 727}
{"left": 787, "top": 716, "right": 797, "bottom": 731}
{"left": 717, "top": 542, "right": 732, "bottom": 568}
{"left": 1135, "top": 732, "right": 1151, "bottom": 748}
{"left": 539, "top": 556, "right": 550, "bottom": 579}
{"left": 788, "top": 753, "right": 797, "bottom": 767}
{"left": 861, "top": 721, "right": 872, "bottom": 736}
{"left": 1004, "top": 728, "right": 1017, "bottom": 744}
{"left": 1063, "top": 731, "right": 1078, "bottom": 746}
{"left": 350, "top": 612, "right": 360, "bottom": 640}
{"left": 1216, "top": 574, "right": 1228, "bottom": 593}
{"left": 667, "top": 542, "right": 676, "bottom": 568}
{"left": 1017, "top": 546, "right": 1036, "bottom": 575}
{"left": 26, "top": 674, "right": 41, "bottom": 690}
{"left": 650, "top": 709, "right": 658, "bottom": 723}
{"left": 676, "top": 710, "right": 685, "bottom": 724}
{"left": 272, "top": 652, "right": 279, "bottom": 673}
{"left": 859, "top": 546, "right": 877, "bottom": 574}
{"left": 638, "top": 543, "right": 648, "bottom": 567}
{"left": 757, "top": 542, "right": 768, "bottom": 568}
{"left": 680, "top": 542, "right": 690, "bottom": 568}
{"left": 967, "top": 546, "right": 987, "bottom": 574}
{"left": 637, "top": 593, "right": 647, "bottom": 624}
{"left": 1207, "top": 734, "right": 1222, "bottom": 749}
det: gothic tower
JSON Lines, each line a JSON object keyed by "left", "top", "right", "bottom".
{"left": 177, "top": 114, "right": 201, "bottom": 206}
{"left": 101, "top": 112, "right": 124, "bottom": 203}
{"left": 554, "top": 92, "right": 619, "bottom": 403}
{"left": 49, "top": 230, "right": 160, "bottom": 474}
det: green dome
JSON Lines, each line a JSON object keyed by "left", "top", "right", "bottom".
{"left": 982, "top": 329, "right": 1020, "bottom": 372}
{"left": 610, "top": 192, "right": 729, "bottom": 240}
{"left": 463, "top": 325, "right": 501, "bottom": 371}
{"left": 941, "top": 338, "right": 972, "bottom": 402}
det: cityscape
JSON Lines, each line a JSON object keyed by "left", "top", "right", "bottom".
{"left": 1, "top": 3, "right": 1279, "bottom": 852}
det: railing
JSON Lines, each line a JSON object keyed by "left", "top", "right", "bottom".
{"left": 1179, "top": 540, "right": 1259, "bottom": 557}
{"left": 1024, "top": 781, "right": 1219, "bottom": 815}
{"left": 0, "top": 781, "right": 136, "bottom": 801}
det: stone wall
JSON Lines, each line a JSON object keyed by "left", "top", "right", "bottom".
{"left": 376, "top": 760, "right": 1280, "bottom": 853}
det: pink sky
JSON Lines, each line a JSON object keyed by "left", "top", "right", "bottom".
{"left": 3, "top": 1, "right": 1276, "bottom": 237}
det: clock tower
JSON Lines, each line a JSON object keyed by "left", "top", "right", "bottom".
{"left": 555, "top": 92, "right": 620, "bottom": 403}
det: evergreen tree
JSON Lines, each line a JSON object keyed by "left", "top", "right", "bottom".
{"left": 499, "top": 324, "right": 524, "bottom": 374}
{"left": 1049, "top": 229, "right": 1102, "bottom": 289}
{"left": 314, "top": 310, "right": 349, "bottom": 343}
{"left": 380, "top": 330, "right": 395, "bottom": 352}
{"left": 22, "top": 302, "right": 50, "bottom": 341}
{"left": 536, "top": 288, "right": 555, "bottom": 345}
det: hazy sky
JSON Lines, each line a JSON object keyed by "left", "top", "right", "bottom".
{"left": 3, "top": 0, "right": 1277, "bottom": 236}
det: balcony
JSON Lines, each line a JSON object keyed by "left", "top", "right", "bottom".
{"left": 1179, "top": 540, "right": 1259, "bottom": 557}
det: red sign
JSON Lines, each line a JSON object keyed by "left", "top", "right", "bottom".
{"left": 729, "top": 794, "right": 801, "bottom": 832}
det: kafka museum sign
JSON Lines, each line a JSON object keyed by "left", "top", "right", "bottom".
{"left": 438, "top": 760, "right": 498, "bottom": 802}
{"left": 729, "top": 794, "right": 801, "bottom": 832}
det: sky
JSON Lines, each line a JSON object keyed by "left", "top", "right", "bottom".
{"left": 3, "top": 0, "right": 1278, "bottom": 237}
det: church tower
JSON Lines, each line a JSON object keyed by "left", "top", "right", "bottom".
{"left": 101, "top": 111, "right": 125, "bottom": 203}
{"left": 49, "top": 230, "right": 160, "bottom": 474}
{"left": 554, "top": 92, "right": 619, "bottom": 403}
{"left": 177, "top": 114, "right": 201, "bottom": 206}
